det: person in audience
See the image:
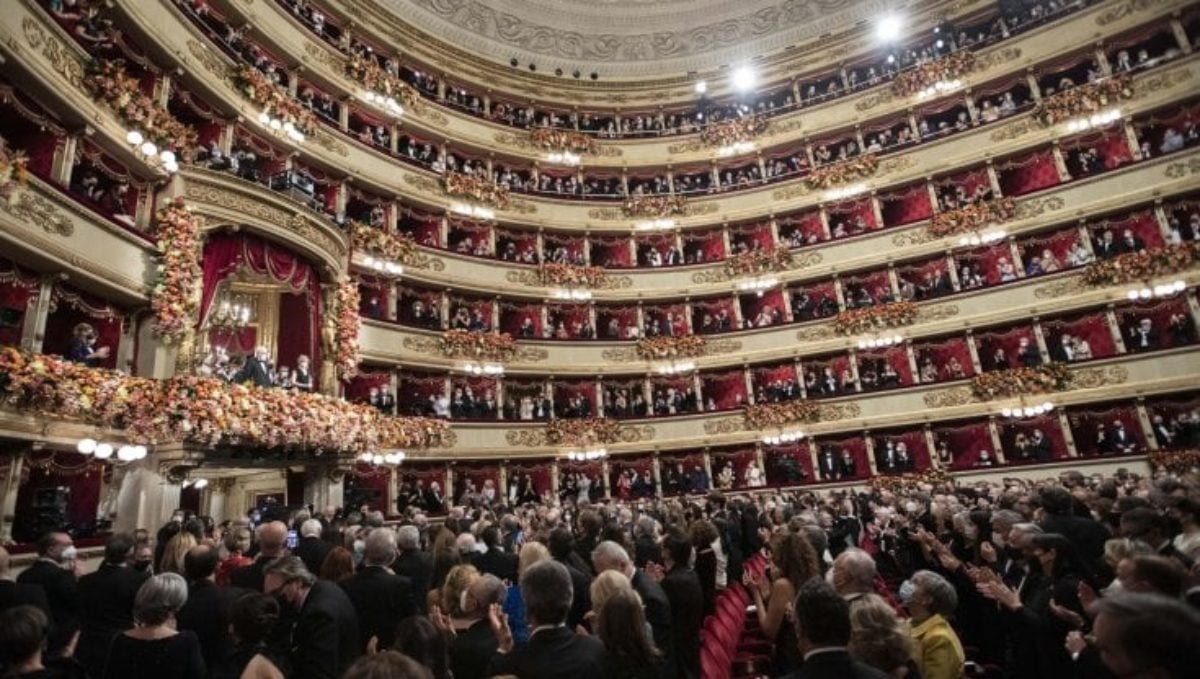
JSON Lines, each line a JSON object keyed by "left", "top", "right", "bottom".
{"left": 177, "top": 544, "right": 243, "bottom": 675}
{"left": 100, "top": 573, "right": 205, "bottom": 679}
{"left": 781, "top": 578, "right": 889, "bottom": 679}
{"left": 392, "top": 616, "right": 449, "bottom": 679}
{"left": 66, "top": 323, "right": 110, "bottom": 367}
{"left": 905, "top": 570, "right": 965, "bottom": 679}
{"left": 263, "top": 556, "right": 360, "bottom": 679}
{"left": 592, "top": 541, "right": 675, "bottom": 677}
{"left": 0, "top": 605, "right": 86, "bottom": 679}
{"left": 230, "top": 521, "right": 288, "bottom": 592}
{"left": 846, "top": 594, "right": 918, "bottom": 678}
{"left": 16, "top": 533, "right": 79, "bottom": 655}
{"left": 339, "top": 528, "right": 416, "bottom": 653}
{"left": 73, "top": 533, "right": 147, "bottom": 675}
{"left": 748, "top": 531, "right": 821, "bottom": 675}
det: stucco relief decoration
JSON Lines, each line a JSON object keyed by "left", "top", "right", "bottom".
{"left": 232, "top": 65, "right": 319, "bottom": 137}
{"left": 1032, "top": 75, "right": 1133, "bottom": 127}
{"left": 541, "top": 418, "right": 651, "bottom": 447}
{"left": 892, "top": 51, "right": 976, "bottom": 98}
{"left": 1081, "top": 243, "right": 1200, "bottom": 287}
{"left": 636, "top": 335, "right": 707, "bottom": 361}
{"left": 150, "top": 198, "right": 203, "bottom": 345}
{"left": 832, "top": 301, "right": 918, "bottom": 336}
{"left": 970, "top": 363, "right": 1072, "bottom": 401}
{"left": 622, "top": 194, "right": 687, "bottom": 219}
{"left": 743, "top": 399, "right": 819, "bottom": 430}
{"left": 1072, "top": 365, "right": 1129, "bottom": 390}
{"left": 700, "top": 115, "right": 767, "bottom": 148}
{"left": 725, "top": 245, "right": 792, "bottom": 277}
{"left": 868, "top": 468, "right": 950, "bottom": 493}
{"left": 443, "top": 171, "right": 511, "bottom": 209}
{"left": 440, "top": 329, "right": 518, "bottom": 361}
{"left": 929, "top": 198, "right": 1016, "bottom": 239}
{"left": 530, "top": 127, "right": 597, "bottom": 155}
{"left": 538, "top": 263, "right": 606, "bottom": 288}
{"left": 806, "top": 154, "right": 878, "bottom": 189}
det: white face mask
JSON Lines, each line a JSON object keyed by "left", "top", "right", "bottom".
{"left": 898, "top": 579, "right": 916, "bottom": 604}
{"left": 59, "top": 546, "right": 77, "bottom": 564}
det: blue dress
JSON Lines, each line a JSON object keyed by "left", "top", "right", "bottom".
{"left": 503, "top": 584, "right": 530, "bottom": 646}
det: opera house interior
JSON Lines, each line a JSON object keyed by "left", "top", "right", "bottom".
{"left": 0, "top": 0, "right": 1198, "bottom": 677}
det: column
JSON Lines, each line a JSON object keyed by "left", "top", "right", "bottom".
{"left": 1050, "top": 143, "right": 1072, "bottom": 183}
{"left": 303, "top": 464, "right": 347, "bottom": 514}
{"left": 1025, "top": 70, "right": 1043, "bottom": 102}
{"left": 965, "top": 330, "right": 984, "bottom": 374}
{"left": 1135, "top": 398, "right": 1159, "bottom": 451}
{"left": 743, "top": 366, "right": 755, "bottom": 406}
{"left": 946, "top": 253, "right": 962, "bottom": 290}
{"left": 594, "top": 380, "right": 605, "bottom": 418}
{"left": 1105, "top": 305, "right": 1128, "bottom": 353}
{"left": 440, "top": 291, "right": 450, "bottom": 328}
{"left": 926, "top": 178, "right": 941, "bottom": 214}
{"left": 864, "top": 434, "right": 879, "bottom": 476}
{"left": 985, "top": 160, "right": 1003, "bottom": 198}
{"left": 51, "top": 135, "right": 78, "bottom": 195}
{"left": 1152, "top": 201, "right": 1175, "bottom": 242}
{"left": 1122, "top": 118, "right": 1143, "bottom": 160}
{"left": 833, "top": 276, "right": 847, "bottom": 310}
{"left": 731, "top": 293, "right": 744, "bottom": 328}
{"left": 870, "top": 193, "right": 885, "bottom": 228}
{"left": 1059, "top": 411, "right": 1079, "bottom": 458}
{"left": 651, "top": 454, "right": 663, "bottom": 499}
{"left": 1170, "top": 17, "right": 1192, "bottom": 55}
{"left": 964, "top": 91, "right": 979, "bottom": 124}
{"left": 21, "top": 276, "right": 55, "bottom": 353}
{"left": 987, "top": 418, "right": 1008, "bottom": 465}
{"left": 923, "top": 425, "right": 940, "bottom": 470}
{"left": 904, "top": 340, "right": 919, "bottom": 381}
{"left": 1031, "top": 316, "right": 1050, "bottom": 362}
{"left": 601, "top": 460, "right": 611, "bottom": 499}
{"left": 112, "top": 460, "right": 185, "bottom": 534}
{"left": 0, "top": 448, "right": 26, "bottom": 543}
{"left": 848, "top": 348, "right": 863, "bottom": 392}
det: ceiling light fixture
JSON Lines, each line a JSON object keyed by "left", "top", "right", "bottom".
{"left": 732, "top": 66, "right": 757, "bottom": 92}
{"left": 876, "top": 14, "right": 905, "bottom": 42}
{"left": 694, "top": 80, "right": 708, "bottom": 95}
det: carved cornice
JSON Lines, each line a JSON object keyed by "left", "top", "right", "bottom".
{"left": 599, "top": 337, "right": 742, "bottom": 363}
{"left": 0, "top": 189, "right": 73, "bottom": 237}
{"left": 400, "top": 335, "right": 549, "bottom": 363}
{"left": 504, "top": 421, "right": 654, "bottom": 448}
{"left": 692, "top": 250, "right": 823, "bottom": 284}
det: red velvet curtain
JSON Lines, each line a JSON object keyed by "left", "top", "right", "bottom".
{"left": 346, "top": 464, "right": 392, "bottom": 513}
{"left": 0, "top": 259, "right": 40, "bottom": 347}
{"left": 447, "top": 218, "right": 493, "bottom": 256}
{"left": 710, "top": 447, "right": 761, "bottom": 490}
{"left": 637, "top": 234, "right": 677, "bottom": 263}
{"left": 1018, "top": 226, "right": 1086, "bottom": 275}
{"left": 790, "top": 281, "right": 839, "bottom": 321}
{"left": 553, "top": 380, "right": 597, "bottom": 413}
{"left": 997, "top": 150, "right": 1062, "bottom": 196}
{"left": 802, "top": 354, "right": 856, "bottom": 396}
{"left": 692, "top": 298, "right": 734, "bottom": 334}
{"left": 828, "top": 198, "right": 878, "bottom": 235}
{"left": 609, "top": 456, "right": 656, "bottom": 499}
{"left": 449, "top": 296, "right": 494, "bottom": 329}
{"left": 43, "top": 285, "right": 124, "bottom": 370}
{"left": 452, "top": 464, "right": 501, "bottom": 504}
{"left": 398, "top": 208, "right": 443, "bottom": 248}
{"left": 398, "top": 373, "right": 447, "bottom": 402}
{"left": 816, "top": 435, "right": 868, "bottom": 480}
{"left": 504, "top": 461, "right": 552, "bottom": 502}
{"left": 957, "top": 242, "right": 1017, "bottom": 286}
{"left": 843, "top": 270, "right": 893, "bottom": 305}
{"left": 880, "top": 183, "right": 933, "bottom": 227}
{"left": 729, "top": 222, "right": 774, "bottom": 251}
{"left": 345, "top": 371, "right": 393, "bottom": 403}
{"left": 658, "top": 452, "right": 708, "bottom": 495}
{"left": 544, "top": 234, "right": 586, "bottom": 264}
{"left": 645, "top": 304, "right": 688, "bottom": 336}
{"left": 596, "top": 306, "right": 639, "bottom": 339}
{"left": 856, "top": 346, "right": 914, "bottom": 388}
{"left": 1144, "top": 393, "right": 1200, "bottom": 450}
{"left": 1090, "top": 210, "right": 1165, "bottom": 251}
{"left": 874, "top": 428, "right": 931, "bottom": 472}
{"left": 935, "top": 167, "right": 992, "bottom": 200}
{"left": 977, "top": 325, "right": 1039, "bottom": 370}
{"left": 913, "top": 336, "right": 975, "bottom": 383}
{"left": 1116, "top": 296, "right": 1195, "bottom": 351}
{"left": 778, "top": 211, "right": 827, "bottom": 248}
{"left": 500, "top": 303, "right": 542, "bottom": 336}
{"left": 1064, "top": 130, "right": 1134, "bottom": 171}
{"left": 753, "top": 363, "right": 800, "bottom": 393}
{"left": 358, "top": 281, "right": 388, "bottom": 320}
{"left": 933, "top": 421, "right": 995, "bottom": 470}
{"left": 763, "top": 443, "right": 815, "bottom": 487}
{"left": 398, "top": 285, "right": 441, "bottom": 326}
{"left": 897, "top": 256, "right": 955, "bottom": 300}
{"left": 15, "top": 452, "right": 105, "bottom": 528}
{"left": 683, "top": 230, "right": 727, "bottom": 262}
{"left": 1041, "top": 311, "right": 1117, "bottom": 362}
{"left": 1001, "top": 415, "right": 1069, "bottom": 464}
{"left": 700, "top": 370, "right": 749, "bottom": 410}
{"left": 1067, "top": 402, "right": 1146, "bottom": 457}
{"left": 496, "top": 230, "right": 538, "bottom": 261}
{"left": 590, "top": 236, "right": 633, "bottom": 267}
{"left": 740, "top": 289, "right": 786, "bottom": 328}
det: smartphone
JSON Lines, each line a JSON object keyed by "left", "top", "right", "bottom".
{"left": 286, "top": 530, "right": 298, "bottom": 550}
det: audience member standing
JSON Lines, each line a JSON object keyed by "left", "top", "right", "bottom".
{"left": 593, "top": 541, "right": 676, "bottom": 678}
{"left": 655, "top": 531, "right": 702, "bottom": 679}
{"left": 294, "top": 519, "right": 331, "bottom": 577}
{"left": 339, "top": 528, "right": 416, "bottom": 652}
{"left": 16, "top": 532, "right": 79, "bottom": 654}
{"left": 100, "top": 573, "right": 205, "bottom": 679}
{"left": 780, "top": 578, "right": 889, "bottom": 679}
{"left": 230, "top": 522, "right": 288, "bottom": 592}
{"left": 393, "top": 526, "right": 434, "bottom": 613}
{"left": 75, "top": 533, "right": 148, "bottom": 675}
{"left": 0, "top": 547, "right": 50, "bottom": 619}
{"left": 177, "top": 545, "right": 245, "bottom": 675}
{"left": 906, "top": 570, "right": 965, "bottom": 679}
{"left": 262, "top": 556, "right": 360, "bottom": 679}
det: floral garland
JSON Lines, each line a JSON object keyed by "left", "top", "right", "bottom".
{"left": 743, "top": 399, "right": 820, "bottom": 430}
{"left": 440, "top": 329, "right": 516, "bottom": 361}
{"left": 530, "top": 127, "right": 596, "bottom": 155}
{"left": 833, "top": 301, "right": 919, "bottom": 336}
{"left": 868, "top": 468, "right": 951, "bottom": 492}
{"left": 344, "top": 53, "right": 417, "bottom": 106}
{"left": 929, "top": 197, "right": 1017, "bottom": 239}
{"left": 621, "top": 194, "right": 687, "bottom": 219}
{"left": 725, "top": 246, "right": 793, "bottom": 277}
{"left": 231, "top": 65, "right": 319, "bottom": 137}
{"left": 1149, "top": 449, "right": 1200, "bottom": 475}
{"left": 892, "top": 51, "right": 977, "bottom": 98}
{"left": 0, "top": 347, "right": 449, "bottom": 453}
{"left": 969, "top": 363, "right": 1072, "bottom": 401}
{"left": 0, "top": 139, "right": 28, "bottom": 202}
{"left": 335, "top": 279, "right": 361, "bottom": 381}
{"left": 700, "top": 115, "right": 767, "bottom": 148}
{"left": 636, "top": 335, "right": 708, "bottom": 360}
{"left": 1081, "top": 242, "right": 1200, "bottom": 287}
{"left": 1032, "top": 75, "right": 1133, "bottom": 127}
{"left": 349, "top": 221, "right": 417, "bottom": 264}
{"left": 545, "top": 417, "right": 623, "bottom": 447}
{"left": 538, "top": 263, "right": 606, "bottom": 288}
{"left": 806, "top": 154, "right": 879, "bottom": 190}
{"left": 443, "top": 171, "right": 510, "bottom": 210}
{"left": 150, "top": 198, "right": 202, "bottom": 345}
{"left": 86, "top": 59, "right": 198, "bottom": 153}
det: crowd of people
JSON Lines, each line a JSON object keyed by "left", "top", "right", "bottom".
{"left": 2, "top": 464, "right": 1199, "bottom": 679}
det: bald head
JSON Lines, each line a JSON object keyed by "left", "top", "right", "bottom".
{"left": 258, "top": 521, "right": 288, "bottom": 557}
{"left": 831, "top": 547, "right": 876, "bottom": 597}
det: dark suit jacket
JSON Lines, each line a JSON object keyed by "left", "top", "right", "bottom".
{"left": 487, "top": 625, "right": 610, "bottom": 679}
{"left": 632, "top": 569, "right": 676, "bottom": 679}
{"left": 17, "top": 560, "right": 79, "bottom": 649}
{"left": 233, "top": 357, "right": 272, "bottom": 387}
{"left": 229, "top": 554, "right": 279, "bottom": 593}
{"left": 0, "top": 579, "right": 51, "bottom": 617}
{"left": 338, "top": 566, "right": 415, "bottom": 651}
{"left": 295, "top": 537, "right": 332, "bottom": 576}
{"left": 392, "top": 549, "right": 433, "bottom": 613}
{"left": 75, "top": 563, "right": 149, "bottom": 675}
{"left": 474, "top": 547, "right": 518, "bottom": 582}
{"left": 779, "top": 649, "right": 891, "bottom": 679}
{"left": 289, "top": 580, "right": 361, "bottom": 679}
{"left": 1039, "top": 514, "right": 1110, "bottom": 564}
{"left": 449, "top": 618, "right": 498, "bottom": 679}
{"left": 558, "top": 558, "right": 593, "bottom": 629}
{"left": 176, "top": 579, "right": 247, "bottom": 676}
{"left": 661, "top": 567, "right": 703, "bottom": 679}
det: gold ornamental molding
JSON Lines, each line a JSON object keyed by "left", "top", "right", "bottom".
{"left": 922, "top": 363, "right": 1130, "bottom": 409}
{"left": 989, "top": 118, "right": 1036, "bottom": 143}
{"left": 504, "top": 421, "right": 654, "bottom": 448}
{"left": 703, "top": 417, "right": 744, "bottom": 435}
{"left": 692, "top": 250, "right": 823, "bottom": 284}
{"left": 0, "top": 189, "right": 73, "bottom": 237}
{"left": 504, "top": 264, "right": 631, "bottom": 290}
{"left": 1033, "top": 277, "right": 1087, "bottom": 299}
{"left": 400, "top": 334, "right": 550, "bottom": 363}
{"left": 494, "top": 132, "right": 622, "bottom": 158}
{"left": 817, "top": 402, "right": 863, "bottom": 422}
{"left": 599, "top": 337, "right": 742, "bottom": 363}
{"left": 1096, "top": 0, "right": 1158, "bottom": 26}
{"left": 795, "top": 324, "right": 836, "bottom": 342}
{"left": 587, "top": 201, "right": 719, "bottom": 222}
{"left": 1073, "top": 365, "right": 1130, "bottom": 390}
{"left": 21, "top": 17, "right": 86, "bottom": 90}
{"left": 310, "top": 131, "right": 351, "bottom": 158}
{"left": 1134, "top": 67, "right": 1193, "bottom": 98}
{"left": 922, "top": 386, "right": 976, "bottom": 409}
{"left": 1013, "top": 196, "right": 1067, "bottom": 221}
{"left": 1164, "top": 157, "right": 1200, "bottom": 179}
{"left": 301, "top": 42, "right": 345, "bottom": 71}
{"left": 185, "top": 39, "right": 231, "bottom": 80}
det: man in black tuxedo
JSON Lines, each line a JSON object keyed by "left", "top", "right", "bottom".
{"left": 1016, "top": 337, "right": 1042, "bottom": 367}
{"left": 592, "top": 540, "right": 675, "bottom": 679}
{"left": 1111, "top": 420, "right": 1139, "bottom": 454}
{"left": 1151, "top": 414, "right": 1176, "bottom": 449}
{"left": 264, "top": 556, "right": 360, "bottom": 679}
{"left": 1119, "top": 228, "right": 1145, "bottom": 253}
{"left": 16, "top": 532, "right": 79, "bottom": 654}
{"left": 75, "top": 533, "right": 149, "bottom": 675}
{"left": 0, "top": 546, "right": 50, "bottom": 619}
{"left": 233, "top": 346, "right": 274, "bottom": 387}
{"left": 230, "top": 520, "right": 288, "bottom": 592}
{"left": 339, "top": 529, "right": 415, "bottom": 652}
{"left": 178, "top": 544, "right": 246, "bottom": 675}
{"left": 294, "top": 519, "right": 331, "bottom": 576}
{"left": 780, "top": 578, "right": 889, "bottom": 679}
{"left": 659, "top": 532, "right": 703, "bottom": 679}
{"left": 473, "top": 526, "right": 518, "bottom": 582}
{"left": 548, "top": 528, "right": 593, "bottom": 629}
{"left": 1129, "top": 318, "right": 1159, "bottom": 351}
{"left": 449, "top": 573, "right": 505, "bottom": 679}
{"left": 393, "top": 525, "right": 433, "bottom": 613}
{"left": 1051, "top": 333, "right": 1076, "bottom": 362}
{"left": 818, "top": 449, "right": 840, "bottom": 481}
{"left": 1094, "top": 229, "right": 1120, "bottom": 259}
{"left": 1029, "top": 429, "right": 1052, "bottom": 460}
{"left": 876, "top": 441, "right": 899, "bottom": 474}
{"left": 487, "top": 560, "right": 609, "bottom": 679}
{"left": 839, "top": 450, "right": 857, "bottom": 478}
{"left": 1038, "top": 487, "right": 1108, "bottom": 567}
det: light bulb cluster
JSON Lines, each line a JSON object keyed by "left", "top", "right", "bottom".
{"left": 737, "top": 277, "right": 778, "bottom": 293}
{"left": 552, "top": 288, "right": 593, "bottom": 300}
{"left": 257, "top": 111, "right": 306, "bottom": 142}
{"left": 1065, "top": 108, "right": 1121, "bottom": 133}
{"left": 634, "top": 218, "right": 676, "bottom": 231}
{"left": 77, "top": 438, "right": 148, "bottom": 462}
{"left": 1001, "top": 401, "right": 1055, "bottom": 418}
{"left": 546, "top": 151, "right": 581, "bottom": 166}
{"left": 362, "top": 91, "right": 404, "bottom": 117}
{"left": 566, "top": 448, "right": 608, "bottom": 461}
{"left": 1126, "top": 280, "right": 1186, "bottom": 300}
{"left": 824, "top": 183, "right": 868, "bottom": 202}
{"left": 451, "top": 203, "right": 495, "bottom": 220}
{"left": 358, "top": 451, "right": 408, "bottom": 466}
{"left": 857, "top": 334, "right": 904, "bottom": 350}
{"left": 717, "top": 141, "right": 756, "bottom": 157}
{"left": 126, "top": 131, "right": 179, "bottom": 174}
{"left": 958, "top": 229, "right": 1007, "bottom": 247}
{"left": 462, "top": 362, "right": 505, "bottom": 376}
{"left": 762, "top": 429, "right": 806, "bottom": 445}
{"left": 915, "top": 79, "right": 964, "bottom": 99}
{"left": 361, "top": 255, "right": 404, "bottom": 277}
{"left": 182, "top": 478, "right": 209, "bottom": 490}
{"left": 655, "top": 360, "right": 696, "bottom": 375}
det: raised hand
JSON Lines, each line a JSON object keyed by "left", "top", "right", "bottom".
{"left": 489, "top": 602, "right": 514, "bottom": 653}
{"left": 1049, "top": 599, "right": 1085, "bottom": 629}
{"left": 1078, "top": 581, "right": 1099, "bottom": 612}
{"left": 980, "top": 540, "right": 997, "bottom": 564}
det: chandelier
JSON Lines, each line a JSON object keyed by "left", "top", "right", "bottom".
{"left": 77, "top": 438, "right": 149, "bottom": 462}
{"left": 126, "top": 130, "right": 179, "bottom": 174}
{"left": 257, "top": 111, "right": 306, "bottom": 143}
{"left": 208, "top": 298, "right": 252, "bottom": 333}
{"left": 359, "top": 451, "right": 407, "bottom": 466}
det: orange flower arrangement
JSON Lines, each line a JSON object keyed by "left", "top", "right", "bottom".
{"left": 833, "top": 301, "right": 919, "bottom": 336}
{"left": 150, "top": 198, "right": 203, "bottom": 345}
{"left": 929, "top": 198, "right": 1017, "bottom": 239}
{"left": 636, "top": 335, "right": 707, "bottom": 360}
{"left": 806, "top": 154, "right": 879, "bottom": 190}
{"left": 349, "top": 221, "right": 418, "bottom": 263}
{"left": 344, "top": 53, "right": 417, "bottom": 107}
{"left": 232, "top": 65, "right": 319, "bottom": 137}
{"left": 545, "top": 418, "right": 623, "bottom": 447}
{"left": 530, "top": 127, "right": 597, "bottom": 155}
{"left": 868, "top": 468, "right": 951, "bottom": 491}
{"left": 0, "top": 137, "right": 29, "bottom": 202}
{"left": 538, "top": 263, "right": 606, "bottom": 288}
{"left": 335, "top": 280, "right": 361, "bottom": 380}
{"left": 0, "top": 347, "right": 448, "bottom": 453}
{"left": 1032, "top": 75, "right": 1133, "bottom": 127}
{"left": 87, "top": 59, "right": 198, "bottom": 153}
{"left": 700, "top": 115, "right": 767, "bottom": 148}
{"left": 725, "top": 246, "right": 793, "bottom": 277}
{"left": 743, "top": 399, "right": 820, "bottom": 430}
{"left": 1081, "top": 242, "right": 1200, "bottom": 287}
{"left": 440, "top": 329, "right": 517, "bottom": 361}
{"left": 892, "top": 51, "right": 976, "bottom": 98}
{"left": 443, "top": 171, "right": 510, "bottom": 209}
{"left": 622, "top": 194, "right": 687, "bottom": 219}
{"left": 969, "top": 363, "right": 1072, "bottom": 401}
{"left": 1149, "top": 449, "right": 1200, "bottom": 475}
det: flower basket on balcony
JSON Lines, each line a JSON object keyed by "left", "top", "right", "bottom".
{"left": 335, "top": 280, "right": 361, "bottom": 380}
{"left": 969, "top": 363, "right": 1073, "bottom": 401}
{"left": 150, "top": 198, "right": 202, "bottom": 344}
{"left": 530, "top": 127, "right": 597, "bottom": 155}
{"left": 700, "top": 115, "right": 768, "bottom": 148}
{"left": 806, "top": 154, "right": 879, "bottom": 190}
{"left": 537, "top": 263, "right": 607, "bottom": 288}
{"left": 868, "top": 468, "right": 951, "bottom": 492}
{"left": 345, "top": 52, "right": 417, "bottom": 106}
{"left": 1081, "top": 242, "right": 1200, "bottom": 287}
{"left": 892, "top": 51, "right": 976, "bottom": 98}
{"left": 88, "top": 59, "right": 198, "bottom": 154}
{"left": 442, "top": 172, "right": 511, "bottom": 210}
{"left": 833, "top": 301, "right": 919, "bottom": 336}
{"left": 545, "top": 417, "right": 623, "bottom": 447}
{"left": 635, "top": 335, "right": 708, "bottom": 360}
{"left": 621, "top": 194, "right": 687, "bottom": 219}
{"left": 929, "top": 198, "right": 1017, "bottom": 239}
{"left": 743, "top": 399, "right": 820, "bottom": 430}
{"left": 350, "top": 221, "right": 418, "bottom": 263}
{"left": 725, "top": 246, "right": 793, "bottom": 277}
{"left": 440, "top": 329, "right": 517, "bottom": 361}
{"left": 1031, "top": 75, "right": 1133, "bottom": 127}
{"left": 231, "top": 64, "right": 319, "bottom": 137}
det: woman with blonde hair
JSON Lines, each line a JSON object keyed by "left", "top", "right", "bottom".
{"left": 157, "top": 530, "right": 198, "bottom": 575}
{"left": 590, "top": 568, "right": 635, "bottom": 613}
{"left": 847, "top": 593, "right": 919, "bottom": 677}
{"left": 504, "top": 540, "right": 552, "bottom": 645}
{"left": 440, "top": 564, "right": 480, "bottom": 620}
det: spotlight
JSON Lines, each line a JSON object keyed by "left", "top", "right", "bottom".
{"left": 510, "top": 58, "right": 519, "bottom": 67}
{"left": 732, "top": 66, "right": 757, "bottom": 92}
{"left": 936, "top": 39, "right": 944, "bottom": 49}
{"left": 590, "top": 72, "right": 598, "bottom": 80}
{"left": 95, "top": 442, "right": 114, "bottom": 459}
{"left": 193, "top": 478, "right": 208, "bottom": 490}
{"left": 528, "top": 63, "right": 537, "bottom": 72}
{"left": 573, "top": 70, "right": 581, "bottom": 79}
{"left": 694, "top": 80, "right": 708, "bottom": 95}
{"left": 876, "top": 14, "right": 904, "bottom": 42}
{"left": 77, "top": 438, "right": 98, "bottom": 455}
{"left": 555, "top": 68, "right": 563, "bottom": 76}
